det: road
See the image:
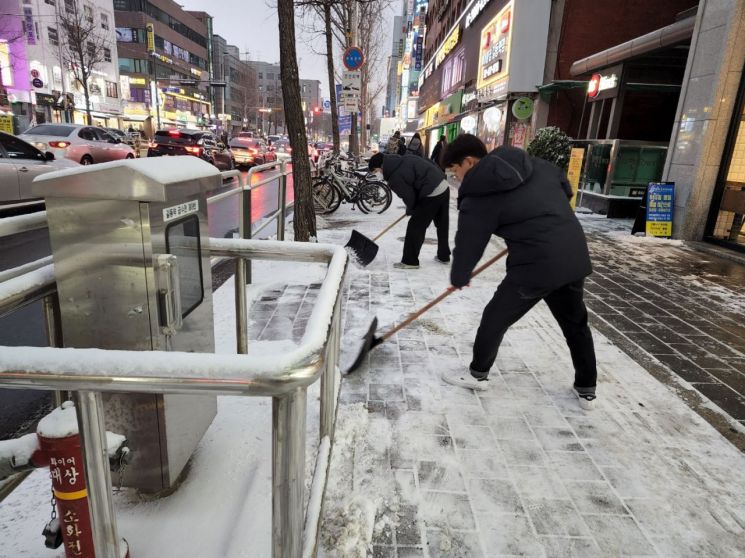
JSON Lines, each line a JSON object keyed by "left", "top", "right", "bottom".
{"left": 0, "top": 166, "right": 294, "bottom": 440}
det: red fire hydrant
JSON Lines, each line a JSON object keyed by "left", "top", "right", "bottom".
{"left": 32, "top": 400, "right": 131, "bottom": 558}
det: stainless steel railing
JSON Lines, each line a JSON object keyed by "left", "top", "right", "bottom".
{"left": 0, "top": 162, "right": 344, "bottom": 558}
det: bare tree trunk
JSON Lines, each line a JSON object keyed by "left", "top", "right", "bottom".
{"left": 324, "top": 2, "right": 340, "bottom": 153}
{"left": 278, "top": 0, "right": 317, "bottom": 242}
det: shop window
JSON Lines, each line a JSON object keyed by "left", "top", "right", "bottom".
{"left": 710, "top": 99, "right": 745, "bottom": 246}
{"left": 64, "top": 0, "right": 74, "bottom": 13}
{"left": 83, "top": 5, "right": 94, "bottom": 24}
{"left": 104, "top": 48, "right": 111, "bottom": 62}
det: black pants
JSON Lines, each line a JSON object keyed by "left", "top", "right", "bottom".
{"left": 402, "top": 189, "right": 450, "bottom": 265}
{"left": 470, "top": 278, "right": 597, "bottom": 389}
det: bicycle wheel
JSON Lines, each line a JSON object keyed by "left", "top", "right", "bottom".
{"left": 357, "top": 181, "right": 392, "bottom": 214}
{"left": 313, "top": 178, "right": 341, "bottom": 214}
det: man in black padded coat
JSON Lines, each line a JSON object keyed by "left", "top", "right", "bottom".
{"left": 368, "top": 152, "right": 451, "bottom": 268}
{"left": 441, "top": 134, "right": 597, "bottom": 410}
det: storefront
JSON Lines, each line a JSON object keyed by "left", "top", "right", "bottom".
{"left": 416, "top": 0, "right": 550, "bottom": 154}
{"left": 705, "top": 70, "right": 745, "bottom": 251}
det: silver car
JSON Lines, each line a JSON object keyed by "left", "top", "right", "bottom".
{"left": 19, "top": 123, "right": 136, "bottom": 165}
{"left": 0, "top": 131, "right": 80, "bottom": 206}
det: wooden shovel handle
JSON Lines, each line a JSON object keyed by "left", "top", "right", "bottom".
{"left": 380, "top": 248, "right": 508, "bottom": 342}
{"left": 373, "top": 213, "right": 407, "bottom": 241}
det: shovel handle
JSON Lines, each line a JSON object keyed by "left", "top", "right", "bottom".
{"left": 380, "top": 248, "right": 508, "bottom": 343}
{"left": 373, "top": 213, "right": 407, "bottom": 241}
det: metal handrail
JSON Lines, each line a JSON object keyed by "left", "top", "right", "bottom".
{"left": 0, "top": 239, "right": 347, "bottom": 558}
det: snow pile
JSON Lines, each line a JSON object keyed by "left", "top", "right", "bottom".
{"left": 36, "top": 400, "right": 78, "bottom": 438}
{"left": 605, "top": 230, "right": 685, "bottom": 246}
{"left": 318, "top": 403, "right": 399, "bottom": 558}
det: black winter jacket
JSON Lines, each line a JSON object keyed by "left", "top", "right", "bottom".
{"left": 451, "top": 146, "right": 592, "bottom": 291}
{"left": 382, "top": 154, "right": 446, "bottom": 214}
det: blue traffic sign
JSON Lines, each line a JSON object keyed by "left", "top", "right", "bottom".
{"left": 323, "top": 99, "right": 331, "bottom": 110}
{"left": 343, "top": 47, "right": 365, "bottom": 71}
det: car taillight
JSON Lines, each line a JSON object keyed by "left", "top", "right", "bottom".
{"left": 184, "top": 146, "right": 202, "bottom": 155}
{"left": 148, "top": 141, "right": 158, "bottom": 148}
{"left": 48, "top": 141, "right": 70, "bottom": 149}
{"left": 249, "top": 148, "right": 258, "bottom": 154}
{"left": 168, "top": 130, "right": 181, "bottom": 137}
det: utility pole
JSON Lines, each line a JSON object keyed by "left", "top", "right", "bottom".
{"left": 348, "top": 0, "right": 359, "bottom": 156}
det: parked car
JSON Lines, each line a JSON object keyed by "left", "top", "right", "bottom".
{"left": 267, "top": 135, "right": 281, "bottom": 145}
{"left": 19, "top": 123, "right": 136, "bottom": 165}
{"left": 106, "top": 127, "right": 142, "bottom": 155}
{"left": 228, "top": 137, "right": 277, "bottom": 169}
{"left": 237, "top": 131, "right": 254, "bottom": 139}
{"left": 147, "top": 129, "right": 235, "bottom": 171}
{"left": 0, "top": 131, "right": 79, "bottom": 206}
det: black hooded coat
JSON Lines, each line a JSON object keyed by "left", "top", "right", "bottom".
{"left": 451, "top": 146, "right": 592, "bottom": 291}
{"left": 381, "top": 154, "right": 446, "bottom": 214}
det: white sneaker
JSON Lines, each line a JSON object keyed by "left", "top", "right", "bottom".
{"left": 393, "top": 262, "right": 420, "bottom": 269}
{"left": 573, "top": 386, "right": 597, "bottom": 411}
{"left": 442, "top": 370, "right": 489, "bottom": 391}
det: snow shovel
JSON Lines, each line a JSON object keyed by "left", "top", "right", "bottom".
{"left": 345, "top": 213, "right": 407, "bottom": 266}
{"left": 346, "top": 248, "right": 509, "bottom": 374}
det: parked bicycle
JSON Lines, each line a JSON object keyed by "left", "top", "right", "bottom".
{"left": 312, "top": 156, "right": 391, "bottom": 215}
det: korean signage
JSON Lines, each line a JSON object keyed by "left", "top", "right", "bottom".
{"left": 339, "top": 114, "right": 352, "bottom": 135}
{"left": 341, "top": 71, "right": 361, "bottom": 111}
{"left": 465, "top": 0, "right": 494, "bottom": 28}
{"left": 415, "top": 36, "right": 424, "bottom": 71}
{"left": 587, "top": 64, "right": 622, "bottom": 102}
{"left": 567, "top": 148, "right": 585, "bottom": 209}
{"left": 435, "top": 26, "right": 461, "bottom": 69}
{"left": 476, "top": 3, "right": 512, "bottom": 94}
{"left": 646, "top": 182, "right": 675, "bottom": 237}
{"left": 0, "top": 115, "right": 13, "bottom": 134}
{"left": 146, "top": 23, "right": 155, "bottom": 53}
{"left": 23, "top": 7, "right": 36, "bottom": 44}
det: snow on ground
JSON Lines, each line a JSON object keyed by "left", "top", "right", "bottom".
{"left": 2, "top": 200, "right": 745, "bottom": 557}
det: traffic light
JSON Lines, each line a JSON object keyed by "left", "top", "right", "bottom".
{"left": 313, "top": 106, "right": 320, "bottom": 114}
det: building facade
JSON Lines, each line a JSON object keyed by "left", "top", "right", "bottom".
{"left": 245, "top": 60, "right": 284, "bottom": 135}
{"left": 211, "top": 37, "right": 256, "bottom": 135}
{"left": 384, "top": 14, "right": 404, "bottom": 117}
{"left": 0, "top": 0, "right": 123, "bottom": 132}
{"left": 114, "top": 0, "right": 212, "bottom": 133}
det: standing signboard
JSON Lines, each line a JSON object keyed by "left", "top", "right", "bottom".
{"left": 341, "top": 71, "right": 361, "bottom": 112}
{"left": 567, "top": 148, "right": 585, "bottom": 209}
{"left": 645, "top": 182, "right": 675, "bottom": 237}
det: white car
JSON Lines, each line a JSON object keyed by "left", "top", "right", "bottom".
{"left": 0, "top": 131, "right": 79, "bottom": 206}
{"left": 20, "top": 123, "right": 136, "bottom": 165}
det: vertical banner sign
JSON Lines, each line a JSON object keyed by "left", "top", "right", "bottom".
{"left": 567, "top": 148, "right": 585, "bottom": 209}
{"left": 146, "top": 23, "right": 155, "bottom": 53}
{"left": 646, "top": 182, "right": 675, "bottom": 237}
{"left": 24, "top": 7, "right": 36, "bottom": 44}
{"left": 0, "top": 114, "right": 13, "bottom": 134}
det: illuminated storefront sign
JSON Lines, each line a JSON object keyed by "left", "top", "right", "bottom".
{"left": 476, "top": 3, "right": 512, "bottom": 94}
{"left": 129, "top": 77, "right": 147, "bottom": 85}
{"left": 465, "top": 0, "right": 493, "bottom": 28}
{"left": 587, "top": 65, "right": 621, "bottom": 101}
{"left": 0, "top": 42, "right": 12, "bottom": 87}
{"left": 435, "top": 26, "right": 460, "bottom": 69}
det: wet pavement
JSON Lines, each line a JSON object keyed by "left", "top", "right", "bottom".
{"left": 578, "top": 216, "right": 745, "bottom": 436}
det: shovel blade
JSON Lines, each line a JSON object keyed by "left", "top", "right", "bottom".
{"left": 344, "top": 229, "right": 379, "bottom": 266}
{"left": 345, "top": 317, "right": 379, "bottom": 374}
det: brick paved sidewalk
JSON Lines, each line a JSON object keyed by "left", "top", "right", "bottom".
{"left": 579, "top": 216, "right": 745, "bottom": 440}
{"left": 314, "top": 196, "right": 745, "bottom": 558}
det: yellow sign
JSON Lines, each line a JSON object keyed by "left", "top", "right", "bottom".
{"left": 567, "top": 148, "right": 585, "bottom": 209}
{"left": 146, "top": 23, "right": 155, "bottom": 53}
{"left": 646, "top": 221, "right": 672, "bottom": 237}
{"left": 435, "top": 26, "right": 460, "bottom": 68}
{"left": 0, "top": 114, "right": 13, "bottom": 134}
{"left": 476, "top": 3, "right": 512, "bottom": 91}
{"left": 129, "top": 77, "right": 147, "bottom": 85}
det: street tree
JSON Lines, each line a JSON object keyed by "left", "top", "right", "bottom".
{"left": 277, "top": 0, "right": 316, "bottom": 241}
{"left": 57, "top": 0, "right": 111, "bottom": 125}
{"left": 297, "top": 0, "right": 341, "bottom": 153}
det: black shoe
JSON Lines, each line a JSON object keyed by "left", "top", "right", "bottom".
{"left": 434, "top": 256, "right": 450, "bottom": 264}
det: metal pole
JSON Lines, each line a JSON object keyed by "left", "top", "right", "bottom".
{"left": 272, "top": 388, "right": 307, "bottom": 558}
{"left": 235, "top": 256, "right": 248, "bottom": 354}
{"left": 278, "top": 161, "right": 287, "bottom": 241}
{"left": 42, "top": 293, "right": 66, "bottom": 407}
{"left": 241, "top": 170, "right": 253, "bottom": 284}
{"left": 74, "top": 391, "right": 120, "bottom": 558}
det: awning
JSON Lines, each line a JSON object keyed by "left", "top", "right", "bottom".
{"left": 122, "top": 114, "right": 149, "bottom": 122}
{"left": 570, "top": 16, "right": 695, "bottom": 77}
{"left": 538, "top": 80, "right": 681, "bottom": 101}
